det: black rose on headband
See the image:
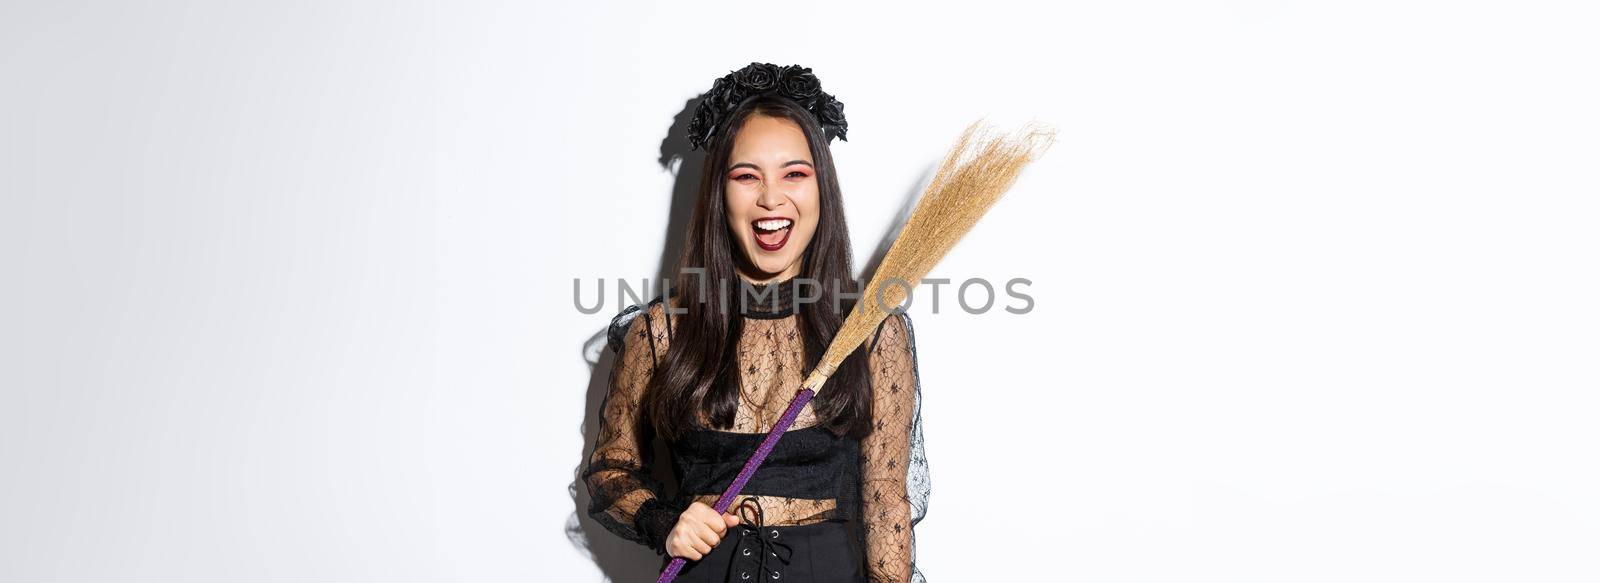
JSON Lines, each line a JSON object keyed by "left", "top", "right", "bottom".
{"left": 778, "top": 65, "right": 822, "bottom": 99}
{"left": 734, "top": 63, "right": 780, "bottom": 92}
{"left": 816, "top": 93, "right": 847, "bottom": 132}
{"left": 686, "top": 62, "right": 849, "bottom": 151}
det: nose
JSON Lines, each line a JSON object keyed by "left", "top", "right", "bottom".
{"left": 755, "top": 184, "right": 786, "bottom": 211}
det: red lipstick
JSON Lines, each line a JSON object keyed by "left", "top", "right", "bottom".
{"left": 751, "top": 216, "right": 794, "bottom": 252}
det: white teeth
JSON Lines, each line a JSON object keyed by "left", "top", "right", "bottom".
{"left": 754, "top": 219, "right": 793, "bottom": 231}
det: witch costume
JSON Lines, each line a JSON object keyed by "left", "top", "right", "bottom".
{"left": 581, "top": 60, "right": 929, "bottom": 583}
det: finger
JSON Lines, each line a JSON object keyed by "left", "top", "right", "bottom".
{"left": 708, "top": 514, "right": 727, "bottom": 535}
{"left": 677, "top": 545, "right": 702, "bottom": 561}
{"left": 696, "top": 522, "right": 721, "bottom": 546}
{"left": 692, "top": 537, "right": 712, "bottom": 555}
{"left": 688, "top": 502, "right": 715, "bottom": 519}
{"left": 692, "top": 504, "right": 721, "bottom": 524}
{"left": 677, "top": 534, "right": 707, "bottom": 561}
{"left": 723, "top": 513, "right": 741, "bottom": 528}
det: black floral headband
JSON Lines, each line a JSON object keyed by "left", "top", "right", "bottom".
{"left": 685, "top": 62, "right": 848, "bottom": 151}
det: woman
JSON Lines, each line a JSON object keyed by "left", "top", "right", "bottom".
{"left": 583, "top": 63, "right": 929, "bottom": 583}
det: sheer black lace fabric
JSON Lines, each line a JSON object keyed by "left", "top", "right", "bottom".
{"left": 583, "top": 277, "right": 930, "bottom": 583}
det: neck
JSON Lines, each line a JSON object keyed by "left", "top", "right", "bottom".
{"left": 735, "top": 262, "right": 802, "bottom": 287}
{"left": 735, "top": 272, "right": 798, "bottom": 319}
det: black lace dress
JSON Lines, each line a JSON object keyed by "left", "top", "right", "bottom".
{"left": 583, "top": 277, "right": 930, "bottom": 583}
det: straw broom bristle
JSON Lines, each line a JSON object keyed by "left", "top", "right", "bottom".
{"left": 807, "top": 121, "right": 1056, "bottom": 387}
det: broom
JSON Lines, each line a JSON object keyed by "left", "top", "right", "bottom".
{"left": 656, "top": 120, "right": 1056, "bottom": 583}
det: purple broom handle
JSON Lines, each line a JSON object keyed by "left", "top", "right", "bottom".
{"left": 655, "top": 387, "right": 816, "bottom": 583}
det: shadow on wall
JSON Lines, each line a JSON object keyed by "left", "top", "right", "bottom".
{"left": 563, "top": 95, "right": 930, "bottom": 581}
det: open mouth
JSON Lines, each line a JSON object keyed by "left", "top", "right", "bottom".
{"left": 751, "top": 217, "right": 794, "bottom": 252}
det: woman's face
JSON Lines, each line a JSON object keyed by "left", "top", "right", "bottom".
{"left": 723, "top": 114, "right": 821, "bottom": 283}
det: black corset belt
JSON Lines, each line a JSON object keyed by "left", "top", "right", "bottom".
{"left": 728, "top": 497, "right": 792, "bottom": 582}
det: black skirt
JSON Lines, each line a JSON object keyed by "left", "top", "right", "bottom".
{"left": 666, "top": 520, "right": 866, "bottom": 583}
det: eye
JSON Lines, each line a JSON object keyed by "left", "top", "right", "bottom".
{"left": 730, "top": 173, "right": 758, "bottom": 182}
{"left": 785, "top": 170, "right": 810, "bottom": 179}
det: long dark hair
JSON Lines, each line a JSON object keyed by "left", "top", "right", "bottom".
{"left": 646, "top": 94, "right": 872, "bottom": 441}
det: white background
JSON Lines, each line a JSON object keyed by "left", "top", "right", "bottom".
{"left": 3, "top": 1, "right": 1597, "bottom": 581}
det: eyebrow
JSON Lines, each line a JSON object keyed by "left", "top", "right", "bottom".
{"left": 726, "top": 160, "right": 814, "bottom": 172}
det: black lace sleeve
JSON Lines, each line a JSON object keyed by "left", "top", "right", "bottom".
{"left": 582, "top": 301, "right": 686, "bottom": 554}
{"left": 859, "top": 312, "right": 931, "bottom": 583}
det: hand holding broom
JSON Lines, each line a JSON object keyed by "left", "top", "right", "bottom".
{"left": 656, "top": 120, "right": 1056, "bottom": 583}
